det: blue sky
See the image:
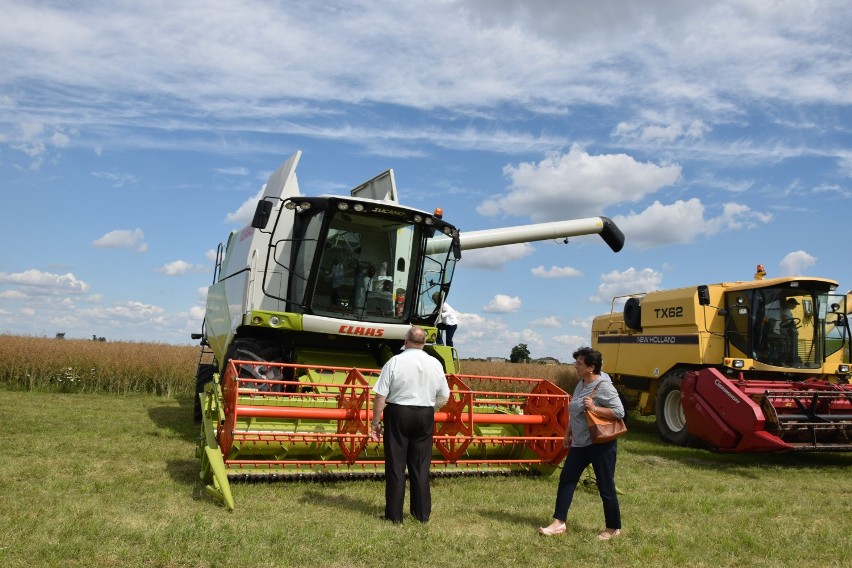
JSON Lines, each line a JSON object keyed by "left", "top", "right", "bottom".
{"left": 2, "top": 1, "right": 851, "bottom": 361}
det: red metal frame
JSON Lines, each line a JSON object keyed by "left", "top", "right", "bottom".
{"left": 682, "top": 368, "right": 852, "bottom": 452}
{"left": 215, "top": 360, "right": 571, "bottom": 474}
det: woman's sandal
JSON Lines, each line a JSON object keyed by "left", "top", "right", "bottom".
{"left": 597, "top": 528, "right": 621, "bottom": 540}
{"left": 538, "top": 523, "right": 567, "bottom": 536}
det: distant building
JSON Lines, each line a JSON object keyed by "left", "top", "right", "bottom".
{"left": 486, "top": 356, "right": 507, "bottom": 363}
{"left": 533, "top": 356, "right": 560, "bottom": 365}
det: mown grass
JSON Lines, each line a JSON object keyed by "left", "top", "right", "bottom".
{"left": 2, "top": 388, "right": 850, "bottom": 568}
{"left": 2, "top": 335, "right": 850, "bottom": 567}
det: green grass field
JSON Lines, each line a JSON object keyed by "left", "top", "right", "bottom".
{"left": 2, "top": 389, "right": 850, "bottom": 568}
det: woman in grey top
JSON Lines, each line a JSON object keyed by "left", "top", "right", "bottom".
{"left": 539, "top": 347, "right": 624, "bottom": 540}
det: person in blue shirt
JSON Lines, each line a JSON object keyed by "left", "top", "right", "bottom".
{"left": 539, "top": 346, "right": 625, "bottom": 540}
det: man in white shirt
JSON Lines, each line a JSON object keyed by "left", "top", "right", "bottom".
{"left": 371, "top": 326, "right": 450, "bottom": 523}
{"left": 432, "top": 292, "right": 459, "bottom": 347}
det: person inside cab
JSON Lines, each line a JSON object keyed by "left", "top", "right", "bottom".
{"left": 781, "top": 297, "right": 801, "bottom": 365}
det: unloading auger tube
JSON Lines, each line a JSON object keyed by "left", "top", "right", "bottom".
{"left": 430, "top": 216, "right": 625, "bottom": 255}
{"left": 196, "top": 360, "right": 571, "bottom": 510}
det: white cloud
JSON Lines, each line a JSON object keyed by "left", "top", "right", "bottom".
{"left": 0, "top": 290, "right": 28, "bottom": 300}
{"left": 8, "top": 120, "right": 73, "bottom": 168}
{"left": 477, "top": 146, "right": 682, "bottom": 221}
{"left": 613, "top": 118, "right": 710, "bottom": 144}
{"left": 0, "top": 2, "right": 841, "bottom": 111}
{"left": 566, "top": 317, "right": 593, "bottom": 331}
{"left": 552, "top": 334, "right": 589, "bottom": 352}
{"left": 0, "top": 269, "right": 90, "bottom": 293}
{"left": 518, "top": 328, "right": 544, "bottom": 350}
{"left": 590, "top": 267, "right": 664, "bottom": 303}
{"left": 612, "top": 199, "right": 772, "bottom": 249}
{"left": 0, "top": 2, "right": 849, "bottom": 165}
{"left": 454, "top": 311, "right": 490, "bottom": 337}
{"left": 189, "top": 304, "right": 207, "bottom": 320}
{"left": 91, "top": 170, "right": 138, "bottom": 187}
{"left": 461, "top": 243, "right": 535, "bottom": 270}
{"left": 156, "top": 260, "right": 207, "bottom": 276}
{"left": 226, "top": 186, "right": 264, "bottom": 225}
{"left": 215, "top": 166, "right": 250, "bottom": 176}
{"left": 779, "top": 251, "right": 817, "bottom": 276}
{"left": 447, "top": 311, "right": 554, "bottom": 359}
{"left": 78, "top": 301, "right": 166, "bottom": 321}
{"left": 92, "top": 228, "right": 147, "bottom": 252}
{"left": 0, "top": 1, "right": 848, "bottom": 178}
{"left": 529, "top": 316, "right": 561, "bottom": 328}
{"left": 704, "top": 202, "right": 773, "bottom": 232}
{"left": 483, "top": 294, "right": 522, "bottom": 313}
{"left": 531, "top": 265, "right": 583, "bottom": 279}
{"left": 6, "top": 297, "right": 195, "bottom": 343}
{"left": 51, "top": 131, "right": 70, "bottom": 147}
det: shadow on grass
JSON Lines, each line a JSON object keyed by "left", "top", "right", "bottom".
{"left": 478, "top": 508, "right": 543, "bottom": 528}
{"left": 148, "top": 398, "right": 198, "bottom": 442}
{"left": 166, "top": 458, "right": 200, "bottom": 485}
{"left": 150, "top": 401, "right": 208, "bottom": 498}
{"left": 623, "top": 411, "right": 852, "bottom": 475}
{"left": 298, "top": 488, "right": 378, "bottom": 517}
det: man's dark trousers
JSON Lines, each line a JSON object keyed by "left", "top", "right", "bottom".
{"left": 383, "top": 403, "right": 434, "bottom": 523}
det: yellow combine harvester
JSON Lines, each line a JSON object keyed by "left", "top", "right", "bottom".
{"left": 592, "top": 276, "right": 852, "bottom": 452}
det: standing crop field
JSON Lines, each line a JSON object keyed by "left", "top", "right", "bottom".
{"left": 0, "top": 334, "right": 198, "bottom": 396}
{"left": 0, "top": 334, "right": 579, "bottom": 396}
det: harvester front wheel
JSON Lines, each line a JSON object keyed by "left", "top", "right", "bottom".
{"left": 226, "top": 339, "right": 285, "bottom": 391}
{"left": 655, "top": 371, "right": 691, "bottom": 446}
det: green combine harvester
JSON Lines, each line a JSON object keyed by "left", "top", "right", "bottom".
{"left": 192, "top": 150, "right": 625, "bottom": 509}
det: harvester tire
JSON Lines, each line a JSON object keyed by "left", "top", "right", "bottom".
{"left": 655, "top": 371, "right": 692, "bottom": 446}
{"left": 226, "top": 339, "right": 285, "bottom": 391}
{"left": 193, "top": 364, "right": 217, "bottom": 423}
{"left": 624, "top": 297, "right": 642, "bottom": 330}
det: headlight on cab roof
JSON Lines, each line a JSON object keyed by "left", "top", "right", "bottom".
{"left": 287, "top": 201, "right": 312, "bottom": 210}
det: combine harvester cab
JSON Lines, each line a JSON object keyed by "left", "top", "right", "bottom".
{"left": 193, "top": 150, "right": 625, "bottom": 509}
{"left": 593, "top": 277, "right": 852, "bottom": 452}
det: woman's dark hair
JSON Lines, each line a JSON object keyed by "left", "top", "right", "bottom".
{"left": 572, "top": 346, "right": 603, "bottom": 374}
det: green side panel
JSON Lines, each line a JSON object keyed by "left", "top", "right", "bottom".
{"left": 295, "top": 346, "right": 379, "bottom": 370}
{"left": 425, "top": 344, "right": 456, "bottom": 373}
